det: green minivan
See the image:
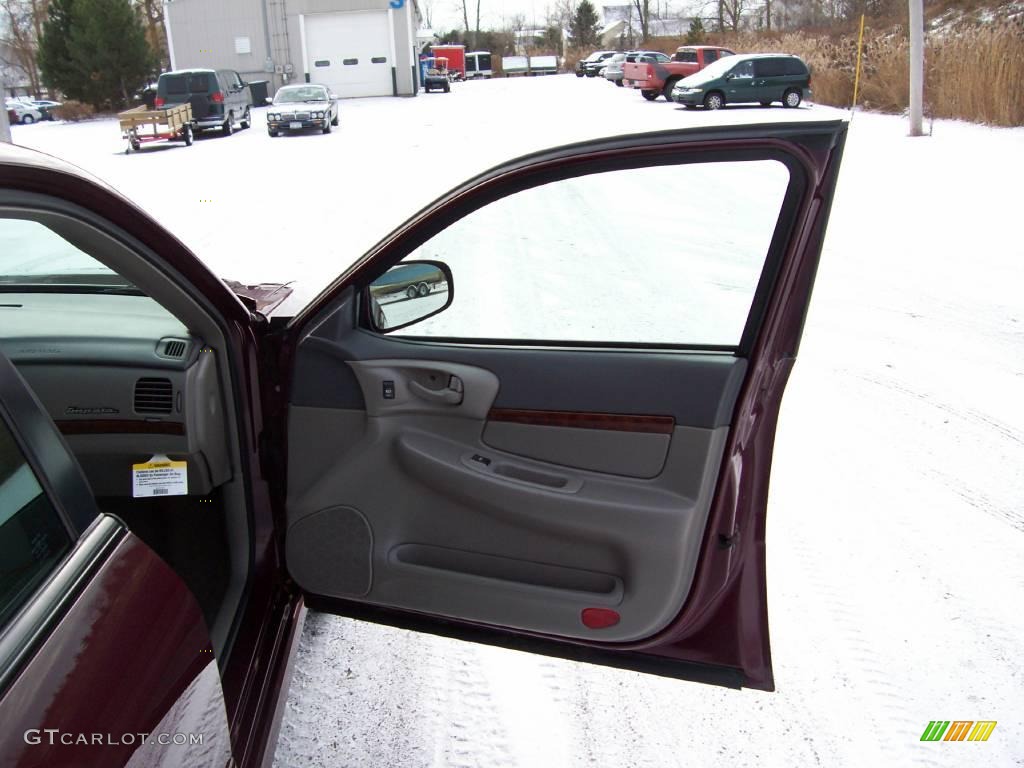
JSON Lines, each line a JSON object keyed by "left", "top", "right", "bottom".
{"left": 670, "top": 53, "right": 811, "bottom": 110}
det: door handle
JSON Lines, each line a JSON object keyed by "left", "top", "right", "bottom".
{"left": 410, "top": 375, "right": 463, "bottom": 405}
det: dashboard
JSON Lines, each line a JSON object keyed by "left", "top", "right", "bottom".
{"left": 0, "top": 292, "right": 231, "bottom": 497}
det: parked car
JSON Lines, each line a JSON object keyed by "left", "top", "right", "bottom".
{"left": 267, "top": 84, "right": 339, "bottom": 134}
{"left": 0, "top": 119, "right": 848, "bottom": 766}
{"left": 671, "top": 53, "right": 812, "bottom": 109}
{"left": 4, "top": 100, "right": 42, "bottom": 124}
{"left": 31, "top": 100, "right": 62, "bottom": 120}
{"left": 623, "top": 45, "right": 734, "bottom": 100}
{"left": 155, "top": 68, "right": 252, "bottom": 136}
{"left": 576, "top": 50, "right": 618, "bottom": 77}
{"left": 604, "top": 51, "right": 670, "bottom": 86}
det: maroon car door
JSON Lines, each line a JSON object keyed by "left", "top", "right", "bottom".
{"left": 0, "top": 351, "right": 233, "bottom": 767}
{"left": 275, "top": 121, "right": 848, "bottom": 691}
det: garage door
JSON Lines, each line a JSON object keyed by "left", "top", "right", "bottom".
{"left": 304, "top": 11, "right": 393, "bottom": 98}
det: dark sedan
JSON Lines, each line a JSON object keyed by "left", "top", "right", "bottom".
{"left": 267, "top": 84, "right": 339, "bottom": 136}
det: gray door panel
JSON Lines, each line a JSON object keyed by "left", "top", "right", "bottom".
{"left": 287, "top": 397, "right": 729, "bottom": 641}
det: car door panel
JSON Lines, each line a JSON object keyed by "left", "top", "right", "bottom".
{"left": 281, "top": 123, "right": 848, "bottom": 690}
{"left": 0, "top": 521, "right": 232, "bottom": 768}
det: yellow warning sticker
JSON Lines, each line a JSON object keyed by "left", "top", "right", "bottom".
{"left": 132, "top": 454, "right": 187, "bottom": 498}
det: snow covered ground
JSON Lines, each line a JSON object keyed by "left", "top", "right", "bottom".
{"left": 13, "top": 75, "right": 1024, "bottom": 767}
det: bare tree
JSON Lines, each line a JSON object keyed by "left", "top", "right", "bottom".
{"left": 633, "top": 0, "right": 650, "bottom": 41}
{"left": 474, "top": 0, "right": 481, "bottom": 50}
{"left": 720, "top": 0, "right": 749, "bottom": 31}
{"left": 0, "top": 0, "right": 49, "bottom": 97}
{"left": 459, "top": 0, "right": 470, "bottom": 42}
{"left": 135, "top": 0, "right": 167, "bottom": 70}
{"left": 421, "top": 0, "right": 433, "bottom": 27}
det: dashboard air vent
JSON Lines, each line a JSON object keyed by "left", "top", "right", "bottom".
{"left": 134, "top": 378, "right": 173, "bottom": 414}
{"left": 159, "top": 339, "right": 189, "bottom": 359}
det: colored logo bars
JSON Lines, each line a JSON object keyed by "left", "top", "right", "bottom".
{"left": 920, "top": 721, "right": 997, "bottom": 742}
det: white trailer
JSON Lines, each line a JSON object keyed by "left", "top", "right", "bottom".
{"left": 501, "top": 56, "right": 528, "bottom": 76}
{"left": 528, "top": 55, "right": 558, "bottom": 75}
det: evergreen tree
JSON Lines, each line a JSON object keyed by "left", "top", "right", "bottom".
{"left": 685, "top": 16, "right": 706, "bottom": 44}
{"left": 569, "top": 0, "right": 603, "bottom": 49}
{"left": 68, "top": 0, "right": 154, "bottom": 108}
{"left": 38, "top": 0, "right": 81, "bottom": 97}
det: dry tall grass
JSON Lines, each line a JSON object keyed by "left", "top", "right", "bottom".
{"left": 645, "top": 23, "right": 1024, "bottom": 126}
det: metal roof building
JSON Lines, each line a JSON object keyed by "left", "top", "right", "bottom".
{"left": 163, "top": 0, "right": 425, "bottom": 98}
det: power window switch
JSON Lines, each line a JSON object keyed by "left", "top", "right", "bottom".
{"left": 382, "top": 380, "right": 396, "bottom": 400}
{"left": 470, "top": 454, "right": 491, "bottom": 466}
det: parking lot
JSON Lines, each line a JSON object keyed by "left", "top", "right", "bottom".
{"left": 13, "top": 73, "right": 1024, "bottom": 767}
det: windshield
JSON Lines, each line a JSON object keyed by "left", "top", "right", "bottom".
{"left": 682, "top": 55, "right": 745, "bottom": 85}
{"left": 275, "top": 87, "right": 328, "bottom": 104}
{"left": 0, "top": 219, "right": 135, "bottom": 290}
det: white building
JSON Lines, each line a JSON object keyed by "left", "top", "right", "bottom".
{"left": 163, "top": 0, "right": 425, "bottom": 98}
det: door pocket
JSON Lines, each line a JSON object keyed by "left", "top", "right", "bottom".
{"left": 391, "top": 543, "right": 623, "bottom": 600}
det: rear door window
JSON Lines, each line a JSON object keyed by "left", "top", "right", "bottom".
{"left": 189, "top": 74, "right": 212, "bottom": 93}
{"left": 162, "top": 76, "right": 188, "bottom": 95}
{"left": 783, "top": 58, "right": 807, "bottom": 76}
{"left": 754, "top": 59, "right": 786, "bottom": 77}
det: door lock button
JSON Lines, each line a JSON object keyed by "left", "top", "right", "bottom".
{"left": 382, "top": 380, "right": 395, "bottom": 400}
{"left": 470, "top": 454, "right": 491, "bottom": 466}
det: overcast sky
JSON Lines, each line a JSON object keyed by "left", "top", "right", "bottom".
{"left": 424, "top": 0, "right": 689, "bottom": 34}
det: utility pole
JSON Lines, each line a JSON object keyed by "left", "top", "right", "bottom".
{"left": 0, "top": 75, "right": 11, "bottom": 143}
{"left": 909, "top": 0, "right": 923, "bottom": 136}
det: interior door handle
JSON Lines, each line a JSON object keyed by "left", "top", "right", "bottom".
{"left": 410, "top": 376, "right": 464, "bottom": 405}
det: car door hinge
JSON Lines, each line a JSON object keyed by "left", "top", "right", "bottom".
{"left": 718, "top": 529, "right": 740, "bottom": 549}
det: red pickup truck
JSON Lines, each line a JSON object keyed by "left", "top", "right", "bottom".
{"left": 623, "top": 45, "right": 735, "bottom": 101}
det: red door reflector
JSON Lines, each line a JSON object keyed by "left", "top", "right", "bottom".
{"left": 581, "top": 608, "right": 620, "bottom": 629}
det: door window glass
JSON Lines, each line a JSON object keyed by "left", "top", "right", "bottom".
{"left": 704, "top": 49, "right": 719, "bottom": 63}
{"left": 0, "top": 415, "right": 71, "bottom": 627}
{"left": 731, "top": 60, "right": 755, "bottom": 79}
{"left": 386, "top": 160, "right": 791, "bottom": 346}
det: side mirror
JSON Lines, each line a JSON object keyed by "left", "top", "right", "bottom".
{"left": 724, "top": 73, "right": 734, "bottom": 81}
{"left": 329, "top": 93, "right": 339, "bottom": 100}
{"left": 367, "top": 260, "right": 453, "bottom": 333}
{"left": 265, "top": 97, "right": 273, "bottom": 104}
